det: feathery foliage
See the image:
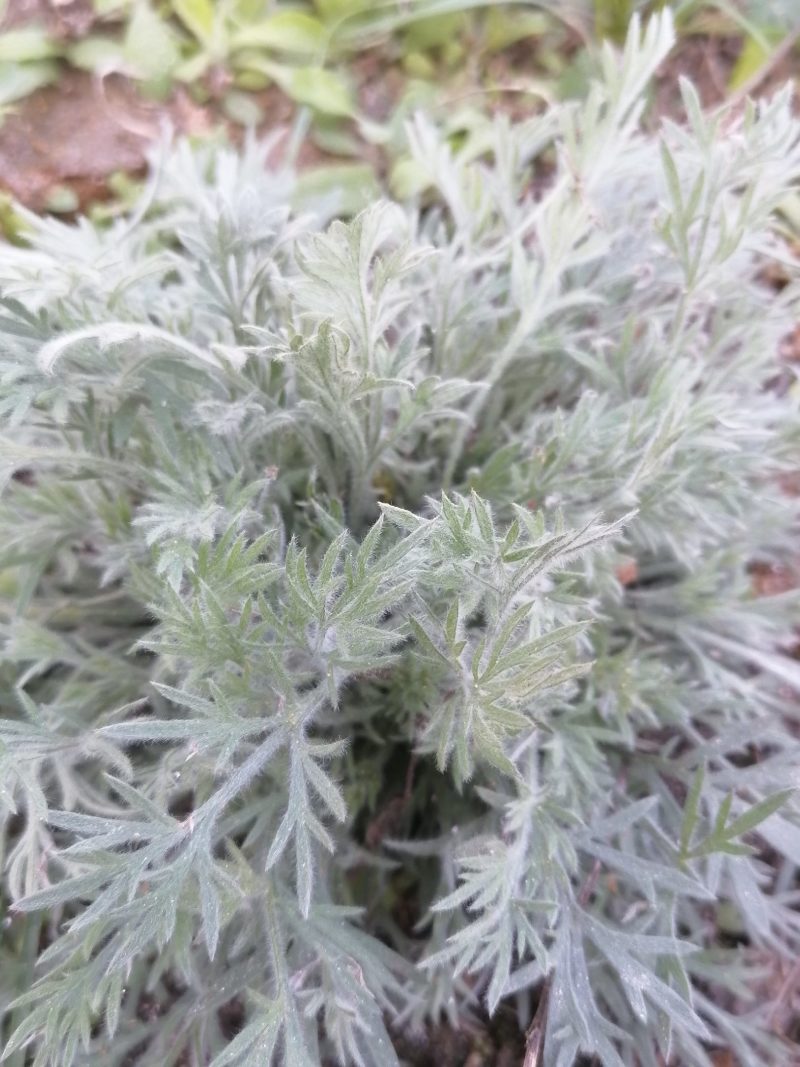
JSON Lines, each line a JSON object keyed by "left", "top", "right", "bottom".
{"left": 1, "top": 12, "right": 799, "bottom": 1065}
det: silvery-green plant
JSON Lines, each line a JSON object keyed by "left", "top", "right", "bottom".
{"left": 1, "top": 11, "right": 799, "bottom": 1066}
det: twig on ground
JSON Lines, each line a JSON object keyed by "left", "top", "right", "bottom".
{"left": 523, "top": 977, "right": 551, "bottom": 1067}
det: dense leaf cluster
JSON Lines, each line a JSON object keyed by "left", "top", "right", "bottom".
{"left": 1, "top": 13, "right": 799, "bottom": 1066}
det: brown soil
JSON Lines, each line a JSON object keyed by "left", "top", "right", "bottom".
{"left": 0, "top": 0, "right": 96, "bottom": 37}
{"left": 390, "top": 1013, "right": 524, "bottom": 1067}
{"left": 652, "top": 35, "right": 742, "bottom": 121}
{"left": 0, "top": 2, "right": 797, "bottom": 214}
{"left": 0, "top": 70, "right": 157, "bottom": 211}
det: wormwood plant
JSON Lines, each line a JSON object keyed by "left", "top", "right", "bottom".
{"left": 1, "top": 12, "right": 800, "bottom": 1066}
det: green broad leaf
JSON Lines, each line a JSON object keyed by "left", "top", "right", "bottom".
{"left": 230, "top": 12, "right": 327, "bottom": 57}
{"left": 93, "top": 0, "right": 133, "bottom": 13}
{"left": 402, "top": 50, "right": 435, "bottom": 79}
{"left": 222, "top": 90, "right": 263, "bottom": 125}
{"left": 728, "top": 34, "right": 771, "bottom": 92}
{"left": 249, "top": 59, "right": 353, "bottom": 115}
{"left": 594, "top": 0, "right": 634, "bottom": 43}
{"left": 557, "top": 48, "right": 593, "bottom": 100}
{"left": 310, "top": 120, "right": 363, "bottom": 156}
{"left": 123, "top": 2, "right": 180, "bottom": 95}
{"left": 402, "top": 13, "right": 467, "bottom": 52}
{"left": 67, "top": 36, "right": 126, "bottom": 73}
{"left": 0, "top": 566, "right": 19, "bottom": 599}
{"left": 275, "top": 60, "right": 352, "bottom": 115}
{"left": 172, "top": 0, "right": 217, "bottom": 46}
{"left": 231, "top": 0, "right": 266, "bottom": 19}
{"left": 389, "top": 157, "right": 432, "bottom": 200}
{"left": 174, "top": 49, "right": 212, "bottom": 82}
{"left": 0, "top": 58, "right": 57, "bottom": 106}
{"left": 484, "top": 8, "right": 548, "bottom": 53}
{"left": 313, "top": 0, "right": 370, "bottom": 23}
{"left": 44, "top": 185, "right": 79, "bottom": 214}
{"left": 293, "top": 162, "right": 380, "bottom": 219}
{"left": 233, "top": 66, "right": 270, "bottom": 90}
{"left": 0, "top": 27, "right": 60, "bottom": 63}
